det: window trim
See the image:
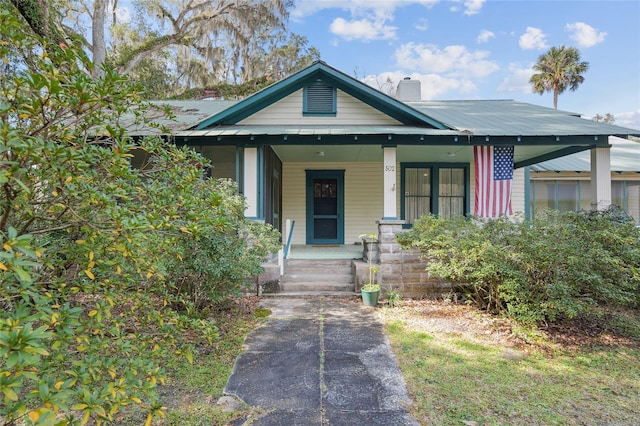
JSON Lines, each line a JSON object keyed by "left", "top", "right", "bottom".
{"left": 400, "top": 162, "right": 470, "bottom": 226}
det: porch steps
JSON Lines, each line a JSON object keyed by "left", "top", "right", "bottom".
{"left": 277, "top": 259, "right": 357, "bottom": 297}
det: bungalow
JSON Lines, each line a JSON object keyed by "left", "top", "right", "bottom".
{"left": 134, "top": 61, "right": 640, "bottom": 296}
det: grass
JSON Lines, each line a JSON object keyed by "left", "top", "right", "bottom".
{"left": 378, "top": 302, "right": 640, "bottom": 426}
{"left": 116, "top": 300, "right": 268, "bottom": 425}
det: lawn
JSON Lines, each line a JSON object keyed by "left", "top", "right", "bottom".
{"left": 378, "top": 300, "right": 640, "bottom": 426}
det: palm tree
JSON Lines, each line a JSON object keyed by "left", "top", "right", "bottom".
{"left": 530, "top": 46, "right": 589, "bottom": 109}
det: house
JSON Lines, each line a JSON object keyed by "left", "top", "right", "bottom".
{"left": 525, "top": 136, "right": 640, "bottom": 222}
{"left": 133, "top": 61, "right": 640, "bottom": 296}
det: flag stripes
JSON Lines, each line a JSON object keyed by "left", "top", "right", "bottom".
{"left": 474, "top": 145, "right": 514, "bottom": 217}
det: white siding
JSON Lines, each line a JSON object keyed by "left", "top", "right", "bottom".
{"left": 282, "top": 162, "right": 384, "bottom": 245}
{"left": 239, "top": 89, "right": 401, "bottom": 126}
{"left": 511, "top": 167, "right": 526, "bottom": 214}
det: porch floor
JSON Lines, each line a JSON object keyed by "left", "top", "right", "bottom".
{"left": 287, "top": 244, "right": 364, "bottom": 260}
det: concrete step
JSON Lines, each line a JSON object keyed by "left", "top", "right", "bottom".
{"left": 284, "top": 259, "right": 353, "bottom": 274}
{"left": 260, "top": 291, "right": 360, "bottom": 299}
{"left": 278, "top": 259, "right": 356, "bottom": 295}
{"left": 280, "top": 281, "right": 355, "bottom": 292}
{"left": 282, "top": 273, "right": 353, "bottom": 284}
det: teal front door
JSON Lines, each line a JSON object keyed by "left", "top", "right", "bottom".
{"left": 306, "top": 170, "right": 344, "bottom": 244}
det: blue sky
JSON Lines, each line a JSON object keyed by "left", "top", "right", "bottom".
{"left": 289, "top": 0, "right": 640, "bottom": 130}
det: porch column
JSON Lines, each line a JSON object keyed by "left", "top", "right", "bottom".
{"left": 590, "top": 147, "right": 612, "bottom": 211}
{"left": 243, "top": 147, "right": 258, "bottom": 218}
{"left": 383, "top": 147, "right": 397, "bottom": 219}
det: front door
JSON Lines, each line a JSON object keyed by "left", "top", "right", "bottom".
{"left": 306, "top": 170, "right": 344, "bottom": 244}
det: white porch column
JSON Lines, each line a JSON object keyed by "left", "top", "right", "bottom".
{"left": 590, "top": 147, "right": 612, "bottom": 211}
{"left": 383, "top": 147, "right": 397, "bottom": 219}
{"left": 243, "top": 147, "right": 258, "bottom": 218}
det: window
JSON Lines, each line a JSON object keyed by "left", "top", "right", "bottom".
{"left": 303, "top": 81, "right": 336, "bottom": 116}
{"left": 530, "top": 179, "right": 640, "bottom": 223}
{"left": 402, "top": 164, "right": 469, "bottom": 224}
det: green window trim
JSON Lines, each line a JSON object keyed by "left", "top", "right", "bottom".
{"left": 303, "top": 81, "right": 337, "bottom": 116}
{"left": 400, "top": 162, "right": 470, "bottom": 227}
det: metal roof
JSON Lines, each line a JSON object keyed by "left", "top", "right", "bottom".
{"left": 408, "top": 100, "right": 639, "bottom": 137}
{"left": 131, "top": 98, "right": 640, "bottom": 139}
{"left": 530, "top": 136, "right": 640, "bottom": 172}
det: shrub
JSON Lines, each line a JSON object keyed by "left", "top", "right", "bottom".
{"left": 0, "top": 11, "right": 278, "bottom": 425}
{"left": 398, "top": 209, "right": 640, "bottom": 324}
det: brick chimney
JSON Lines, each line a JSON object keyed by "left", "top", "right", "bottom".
{"left": 396, "top": 77, "right": 421, "bottom": 102}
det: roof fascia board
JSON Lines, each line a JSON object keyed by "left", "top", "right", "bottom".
{"left": 175, "top": 134, "right": 611, "bottom": 147}
{"left": 514, "top": 145, "right": 607, "bottom": 169}
{"left": 193, "top": 61, "right": 451, "bottom": 130}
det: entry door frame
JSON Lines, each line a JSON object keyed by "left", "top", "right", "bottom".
{"left": 305, "top": 170, "right": 345, "bottom": 245}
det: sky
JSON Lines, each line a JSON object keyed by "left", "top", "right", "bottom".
{"left": 288, "top": 0, "right": 640, "bottom": 130}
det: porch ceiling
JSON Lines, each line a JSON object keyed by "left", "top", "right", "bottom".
{"left": 270, "top": 144, "right": 592, "bottom": 167}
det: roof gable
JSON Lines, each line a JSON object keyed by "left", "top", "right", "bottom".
{"left": 192, "top": 61, "right": 451, "bottom": 130}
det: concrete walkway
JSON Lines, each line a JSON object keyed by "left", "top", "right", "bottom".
{"left": 223, "top": 298, "right": 420, "bottom": 425}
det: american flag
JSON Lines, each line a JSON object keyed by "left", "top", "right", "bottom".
{"left": 474, "top": 145, "right": 514, "bottom": 217}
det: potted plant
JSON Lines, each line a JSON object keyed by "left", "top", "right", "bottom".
{"left": 359, "top": 233, "right": 380, "bottom": 306}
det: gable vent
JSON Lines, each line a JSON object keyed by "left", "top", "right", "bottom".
{"left": 304, "top": 81, "right": 336, "bottom": 116}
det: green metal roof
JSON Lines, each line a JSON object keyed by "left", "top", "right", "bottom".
{"left": 530, "top": 136, "right": 640, "bottom": 172}
{"left": 409, "top": 100, "right": 639, "bottom": 137}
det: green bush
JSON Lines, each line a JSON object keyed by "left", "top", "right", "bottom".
{"left": 398, "top": 209, "right": 640, "bottom": 324}
{"left": 1, "top": 10, "right": 278, "bottom": 425}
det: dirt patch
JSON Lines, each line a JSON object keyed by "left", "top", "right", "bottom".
{"left": 376, "top": 298, "right": 640, "bottom": 351}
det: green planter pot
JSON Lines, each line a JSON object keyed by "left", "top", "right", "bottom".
{"left": 361, "top": 287, "right": 380, "bottom": 307}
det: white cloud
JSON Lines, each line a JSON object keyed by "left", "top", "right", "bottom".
{"left": 615, "top": 110, "right": 640, "bottom": 131}
{"left": 415, "top": 18, "right": 428, "bottom": 31}
{"left": 477, "top": 29, "right": 495, "bottom": 43}
{"left": 449, "top": 0, "right": 485, "bottom": 15}
{"left": 497, "top": 64, "right": 534, "bottom": 94}
{"left": 363, "top": 71, "right": 476, "bottom": 99}
{"left": 393, "top": 42, "right": 500, "bottom": 78}
{"left": 519, "top": 27, "right": 548, "bottom": 50}
{"left": 463, "top": 0, "right": 485, "bottom": 15}
{"left": 566, "top": 22, "right": 607, "bottom": 47}
{"left": 330, "top": 17, "right": 397, "bottom": 41}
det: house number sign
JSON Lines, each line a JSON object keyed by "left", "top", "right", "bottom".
{"left": 385, "top": 165, "right": 395, "bottom": 172}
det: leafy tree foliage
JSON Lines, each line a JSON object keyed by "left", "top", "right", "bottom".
{"left": 530, "top": 45, "right": 589, "bottom": 109}
{"left": 7, "top": 0, "right": 320, "bottom": 97}
{"left": 0, "top": 10, "right": 278, "bottom": 425}
{"left": 398, "top": 209, "right": 640, "bottom": 324}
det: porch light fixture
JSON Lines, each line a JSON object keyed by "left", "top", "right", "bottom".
{"left": 454, "top": 136, "right": 458, "bottom": 142}
{"left": 517, "top": 136, "right": 521, "bottom": 142}
{"left": 283, "top": 135, "right": 288, "bottom": 141}
{"left": 388, "top": 135, "right": 392, "bottom": 140}
{"left": 485, "top": 136, "right": 490, "bottom": 142}
{"left": 556, "top": 136, "right": 560, "bottom": 142}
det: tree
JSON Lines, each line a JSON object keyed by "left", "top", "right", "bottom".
{"left": 0, "top": 10, "right": 278, "bottom": 424}
{"left": 530, "top": 45, "right": 589, "bottom": 109}
{"left": 8, "top": 0, "right": 318, "bottom": 97}
{"left": 592, "top": 113, "right": 615, "bottom": 124}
